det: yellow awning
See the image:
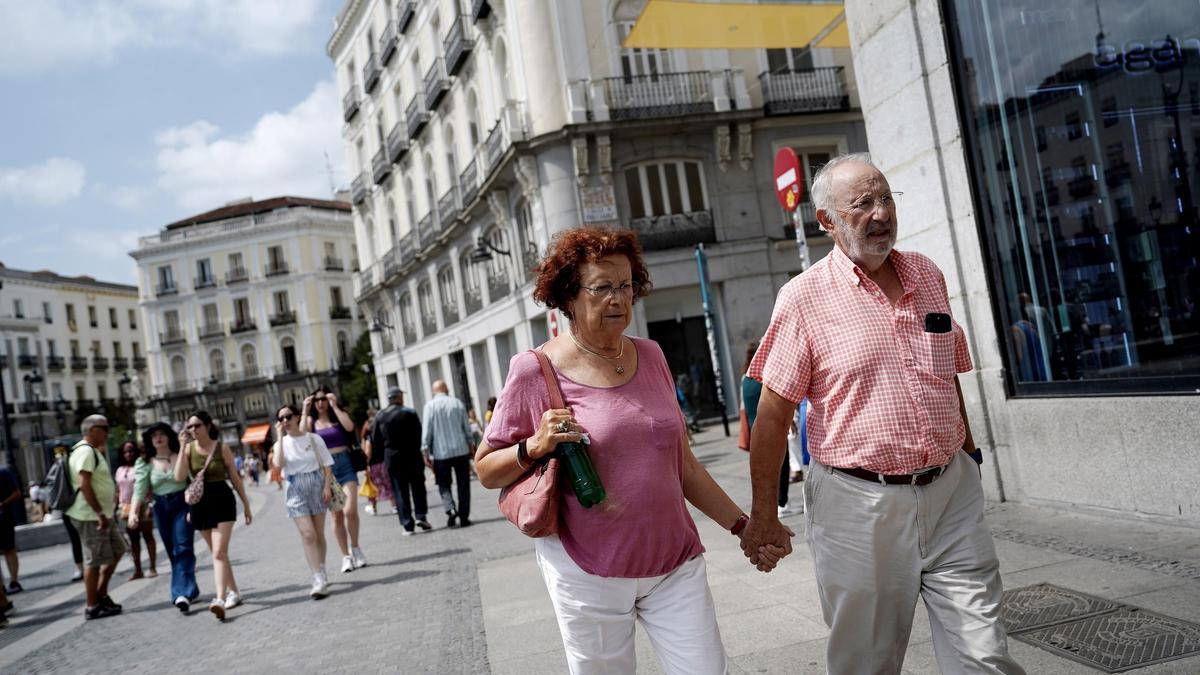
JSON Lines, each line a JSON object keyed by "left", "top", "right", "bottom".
{"left": 623, "top": 1, "right": 845, "bottom": 50}
{"left": 241, "top": 424, "right": 271, "bottom": 446}
{"left": 815, "top": 16, "right": 850, "bottom": 49}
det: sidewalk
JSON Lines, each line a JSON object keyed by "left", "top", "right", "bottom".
{"left": 478, "top": 425, "right": 1200, "bottom": 674}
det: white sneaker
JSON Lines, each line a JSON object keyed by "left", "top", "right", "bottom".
{"left": 401, "top": 529, "right": 415, "bottom": 536}
{"left": 310, "top": 573, "right": 330, "bottom": 599}
{"left": 341, "top": 555, "right": 355, "bottom": 573}
{"left": 364, "top": 504, "right": 376, "bottom": 515}
{"left": 209, "top": 597, "right": 226, "bottom": 621}
{"left": 223, "top": 590, "right": 242, "bottom": 609}
{"left": 778, "top": 502, "right": 804, "bottom": 516}
{"left": 351, "top": 547, "right": 368, "bottom": 569}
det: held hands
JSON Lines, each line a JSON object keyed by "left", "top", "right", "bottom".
{"left": 739, "top": 515, "right": 795, "bottom": 573}
{"left": 127, "top": 512, "right": 139, "bottom": 529}
{"left": 529, "top": 408, "right": 585, "bottom": 460}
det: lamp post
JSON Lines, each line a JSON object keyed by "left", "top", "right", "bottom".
{"left": 0, "top": 279, "right": 16, "bottom": 471}
{"left": 118, "top": 371, "right": 137, "bottom": 441}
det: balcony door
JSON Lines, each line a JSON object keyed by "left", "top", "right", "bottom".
{"left": 616, "top": 22, "right": 671, "bottom": 80}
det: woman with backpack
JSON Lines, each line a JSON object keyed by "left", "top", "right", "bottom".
{"left": 127, "top": 423, "right": 198, "bottom": 613}
{"left": 271, "top": 404, "right": 334, "bottom": 598}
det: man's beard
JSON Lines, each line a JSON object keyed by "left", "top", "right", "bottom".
{"left": 830, "top": 211, "right": 895, "bottom": 262}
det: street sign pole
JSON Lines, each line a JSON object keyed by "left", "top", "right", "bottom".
{"left": 793, "top": 208, "right": 811, "bottom": 271}
{"left": 773, "top": 147, "right": 810, "bottom": 270}
{"left": 694, "top": 244, "right": 730, "bottom": 437}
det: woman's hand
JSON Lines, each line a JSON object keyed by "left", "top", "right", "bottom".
{"left": 243, "top": 505, "right": 253, "bottom": 526}
{"left": 178, "top": 429, "right": 191, "bottom": 448}
{"left": 327, "top": 392, "right": 339, "bottom": 408}
{"left": 528, "top": 408, "right": 585, "bottom": 460}
{"left": 127, "top": 512, "right": 139, "bottom": 529}
{"left": 322, "top": 484, "right": 332, "bottom": 504}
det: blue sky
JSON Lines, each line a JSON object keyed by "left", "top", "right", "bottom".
{"left": 0, "top": 0, "right": 350, "bottom": 285}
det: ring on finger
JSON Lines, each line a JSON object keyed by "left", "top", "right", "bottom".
{"left": 556, "top": 420, "right": 571, "bottom": 434}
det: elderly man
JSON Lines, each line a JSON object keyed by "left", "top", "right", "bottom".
{"left": 372, "top": 388, "right": 431, "bottom": 535}
{"left": 421, "top": 381, "right": 474, "bottom": 528}
{"left": 68, "top": 415, "right": 126, "bottom": 620}
{"left": 742, "top": 153, "right": 1023, "bottom": 673}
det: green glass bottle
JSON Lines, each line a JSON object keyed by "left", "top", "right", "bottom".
{"left": 559, "top": 440, "right": 606, "bottom": 508}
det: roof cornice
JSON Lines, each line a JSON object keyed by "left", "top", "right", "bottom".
{"left": 327, "top": 0, "right": 366, "bottom": 58}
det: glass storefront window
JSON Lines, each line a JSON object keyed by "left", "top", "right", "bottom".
{"left": 945, "top": 0, "right": 1200, "bottom": 394}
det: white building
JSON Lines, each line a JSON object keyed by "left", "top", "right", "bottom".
{"left": 129, "top": 196, "right": 366, "bottom": 451}
{"left": 329, "top": 0, "right": 866, "bottom": 416}
{"left": 0, "top": 263, "right": 144, "bottom": 479}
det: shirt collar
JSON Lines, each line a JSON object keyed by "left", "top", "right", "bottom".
{"left": 829, "top": 245, "right": 912, "bottom": 290}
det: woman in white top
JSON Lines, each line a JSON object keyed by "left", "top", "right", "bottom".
{"left": 271, "top": 404, "right": 335, "bottom": 599}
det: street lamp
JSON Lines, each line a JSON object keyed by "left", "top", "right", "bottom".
{"left": 23, "top": 370, "right": 45, "bottom": 471}
{"left": 468, "top": 236, "right": 511, "bottom": 264}
{"left": 0, "top": 279, "right": 16, "bottom": 474}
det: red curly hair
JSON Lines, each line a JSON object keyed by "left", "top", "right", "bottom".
{"left": 532, "top": 227, "right": 651, "bottom": 320}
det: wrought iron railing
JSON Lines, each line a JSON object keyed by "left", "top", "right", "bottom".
{"left": 442, "top": 302, "right": 460, "bottom": 326}
{"left": 93, "top": 356, "right": 109, "bottom": 371}
{"left": 420, "top": 312, "right": 439, "bottom": 336}
{"left": 113, "top": 356, "right": 129, "bottom": 371}
{"left": 463, "top": 287, "right": 482, "bottom": 315}
{"left": 351, "top": 172, "right": 369, "bottom": 204}
{"left": 397, "top": 0, "right": 415, "bottom": 31}
{"left": 363, "top": 53, "right": 382, "bottom": 94}
{"left": 387, "top": 121, "right": 410, "bottom": 162}
{"left": 629, "top": 210, "right": 716, "bottom": 251}
{"left": 459, "top": 159, "right": 479, "bottom": 205}
{"left": 194, "top": 275, "right": 217, "bottom": 290}
{"left": 17, "top": 354, "right": 37, "bottom": 368}
{"left": 759, "top": 67, "right": 849, "bottom": 115}
{"left": 133, "top": 357, "right": 147, "bottom": 370}
{"left": 330, "top": 306, "right": 353, "bottom": 320}
{"left": 46, "top": 355, "right": 64, "bottom": 371}
{"left": 156, "top": 282, "right": 178, "bottom": 297}
{"left": 424, "top": 57, "right": 451, "bottom": 111}
{"left": 269, "top": 310, "right": 297, "bottom": 327}
{"left": 487, "top": 269, "right": 510, "bottom": 300}
{"left": 402, "top": 323, "right": 418, "bottom": 344}
{"left": 324, "top": 256, "right": 344, "bottom": 271}
{"left": 199, "top": 323, "right": 225, "bottom": 338}
{"left": 160, "top": 330, "right": 186, "bottom": 345}
{"left": 225, "top": 267, "right": 249, "bottom": 284}
{"left": 417, "top": 212, "right": 436, "bottom": 248}
{"left": 71, "top": 356, "right": 90, "bottom": 370}
{"left": 407, "top": 95, "right": 430, "bottom": 139}
{"left": 343, "top": 88, "right": 361, "bottom": 122}
{"left": 230, "top": 319, "right": 257, "bottom": 334}
{"left": 600, "top": 71, "right": 714, "bottom": 120}
{"left": 379, "top": 21, "right": 398, "bottom": 65}
{"left": 372, "top": 147, "right": 391, "bottom": 184}
{"left": 398, "top": 230, "right": 417, "bottom": 266}
{"left": 264, "top": 260, "right": 289, "bottom": 277}
{"left": 444, "top": 14, "right": 475, "bottom": 76}
{"left": 438, "top": 185, "right": 460, "bottom": 226}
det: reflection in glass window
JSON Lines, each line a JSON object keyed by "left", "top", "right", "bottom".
{"left": 946, "top": 0, "right": 1200, "bottom": 394}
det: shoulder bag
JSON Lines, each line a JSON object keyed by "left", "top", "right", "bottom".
{"left": 184, "top": 441, "right": 219, "bottom": 506}
{"left": 497, "top": 349, "right": 566, "bottom": 538}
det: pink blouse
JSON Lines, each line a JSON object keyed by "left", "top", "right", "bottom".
{"left": 485, "top": 337, "right": 703, "bottom": 578}
{"left": 115, "top": 465, "right": 137, "bottom": 504}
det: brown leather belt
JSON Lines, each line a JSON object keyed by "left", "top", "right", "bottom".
{"left": 833, "top": 464, "right": 947, "bottom": 486}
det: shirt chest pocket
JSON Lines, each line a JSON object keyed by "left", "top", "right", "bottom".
{"left": 915, "top": 330, "right": 957, "bottom": 380}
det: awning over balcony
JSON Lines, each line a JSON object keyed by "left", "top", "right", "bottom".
{"left": 622, "top": 1, "right": 846, "bottom": 49}
{"left": 241, "top": 424, "right": 271, "bottom": 446}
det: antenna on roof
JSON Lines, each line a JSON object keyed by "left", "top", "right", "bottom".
{"left": 324, "top": 151, "right": 337, "bottom": 197}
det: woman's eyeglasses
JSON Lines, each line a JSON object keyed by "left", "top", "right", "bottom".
{"left": 278, "top": 414, "right": 294, "bottom": 423}
{"left": 579, "top": 282, "right": 641, "bottom": 298}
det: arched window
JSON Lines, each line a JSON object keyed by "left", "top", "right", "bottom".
{"left": 170, "top": 355, "right": 188, "bottom": 389}
{"left": 241, "top": 344, "right": 258, "bottom": 378}
{"left": 515, "top": 198, "right": 538, "bottom": 274}
{"left": 336, "top": 331, "right": 350, "bottom": 365}
{"left": 386, "top": 198, "right": 398, "bottom": 241}
{"left": 484, "top": 224, "right": 511, "bottom": 299}
{"left": 492, "top": 38, "right": 511, "bottom": 110}
{"left": 422, "top": 152, "right": 437, "bottom": 217}
{"left": 417, "top": 279, "right": 437, "bottom": 334}
{"left": 399, "top": 292, "right": 416, "bottom": 341}
{"left": 460, "top": 247, "right": 482, "bottom": 315}
{"left": 363, "top": 217, "right": 377, "bottom": 262}
{"left": 403, "top": 177, "right": 417, "bottom": 232}
{"left": 280, "top": 337, "right": 298, "bottom": 374}
{"left": 443, "top": 124, "right": 458, "bottom": 190}
{"left": 466, "top": 89, "right": 482, "bottom": 148}
{"left": 437, "top": 265, "right": 459, "bottom": 325}
{"left": 209, "top": 349, "right": 225, "bottom": 382}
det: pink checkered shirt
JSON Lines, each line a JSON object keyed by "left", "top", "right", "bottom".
{"left": 748, "top": 246, "right": 973, "bottom": 474}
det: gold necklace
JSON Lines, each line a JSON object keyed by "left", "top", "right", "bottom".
{"left": 569, "top": 330, "right": 626, "bottom": 374}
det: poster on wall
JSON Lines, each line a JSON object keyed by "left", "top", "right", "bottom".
{"left": 580, "top": 185, "right": 618, "bottom": 223}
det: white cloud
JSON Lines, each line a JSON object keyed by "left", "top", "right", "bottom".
{"left": 155, "top": 79, "right": 347, "bottom": 211}
{"left": 0, "top": 157, "right": 87, "bottom": 206}
{"left": 0, "top": 0, "right": 323, "bottom": 75}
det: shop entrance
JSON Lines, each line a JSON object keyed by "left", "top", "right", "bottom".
{"left": 647, "top": 316, "right": 720, "bottom": 418}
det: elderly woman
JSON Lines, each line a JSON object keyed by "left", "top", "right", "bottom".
{"left": 476, "top": 227, "right": 787, "bottom": 675}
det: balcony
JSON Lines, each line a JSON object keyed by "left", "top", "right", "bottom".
{"left": 363, "top": 54, "right": 382, "bottom": 94}
{"left": 113, "top": 356, "right": 129, "bottom": 371}
{"left": 421, "top": 312, "right": 439, "bottom": 336}
{"left": 155, "top": 282, "right": 178, "bottom": 297}
{"left": 487, "top": 269, "right": 510, "bottom": 301}
{"left": 1105, "top": 160, "right": 1132, "bottom": 188}
{"left": 199, "top": 323, "right": 225, "bottom": 339}
{"left": 194, "top": 275, "right": 217, "bottom": 291}
{"left": 599, "top": 71, "right": 715, "bottom": 120}
{"left": 423, "top": 58, "right": 451, "bottom": 112}
{"left": 521, "top": 242, "right": 540, "bottom": 277}
{"left": 133, "top": 357, "right": 147, "bottom": 370}
{"left": 380, "top": 21, "right": 399, "bottom": 65}
{"left": 264, "top": 260, "right": 289, "bottom": 277}
{"left": 372, "top": 147, "right": 392, "bottom": 185}
{"left": 442, "top": 302, "right": 460, "bottom": 326}
{"left": 397, "top": 0, "right": 415, "bottom": 32}
{"left": 330, "top": 306, "right": 353, "bottom": 320}
{"left": 417, "top": 212, "right": 436, "bottom": 248}
{"left": 406, "top": 95, "right": 430, "bottom": 139}
{"left": 343, "top": 88, "right": 361, "bottom": 122}
{"left": 230, "top": 319, "right": 257, "bottom": 334}
{"left": 443, "top": 15, "right": 475, "bottom": 76}
{"left": 463, "top": 287, "right": 483, "bottom": 316}
{"left": 71, "top": 356, "right": 89, "bottom": 370}
{"left": 355, "top": 265, "right": 381, "bottom": 299}
{"left": 225, "top": 267, "right": 249, "bottom": 284}
{"left": 160, "top": 329, "right": 186, "bottom": 346}
{"left": 397, "top": 230, "right": 417, "bottom": 266}
{"left": 759, "top": 67, "right": 850, "bottom": 115}
{"left": 351, "top": 171, "right": 369, "bottom": 205}
{"left": 46, "top": 355, "right": 65, "bottom": 371}
{"left": 471, "top": 0, "right": 491, "bottom": 22}
{"left": 438, "top": 185, "right": 461, "bottom": 226}
{"left": 482, "top": 102, "right": 525, "bottom": 172}
{"left": 324, "top": 256, "right": 345, "bottom": 271}
{"left": 630, "top": 210, "right": 716, "bottom": 251}
{"left": 269, "top": 310, "right": 297, "bottom": 327}
{"left": 386, "top": 121, "right": 410, "bottom": 163}
{"left": 460, "top": 159, "right": 479, "bottom": 205}
{"left": 17, "top": 354, "right": 37, "bottom": 369}
{"left": 382, "top": 247, "right": 401, "bottom": 280}
{"left": 167, "top": 380, "right": 192, "bottom": 394}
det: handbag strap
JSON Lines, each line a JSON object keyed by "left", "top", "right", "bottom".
{"left": 193, "top": 440, "right": 218, "bottom": 478}
{"left": 531, "top": 349, "right": 567, "bottom": 410}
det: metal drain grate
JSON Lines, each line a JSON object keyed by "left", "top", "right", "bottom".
{"left": 1001, "top": 583, "right": 1121, "bottom": 634}
{"left": 1015, "top": 607, "right": 1200, "bottom": 673}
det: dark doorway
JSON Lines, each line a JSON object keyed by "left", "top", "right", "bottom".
{"left": 647, "top": 317, "right": 720, "bottom": 418}
{"left": 450, "top": 350, "right": 471, "bottom": 409}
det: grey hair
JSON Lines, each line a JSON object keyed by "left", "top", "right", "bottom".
{"left": 81, "top": 414, "right": 109, "bottom": 435}
{"left": 810, "top": 152, "right": 878, "bottom": 214}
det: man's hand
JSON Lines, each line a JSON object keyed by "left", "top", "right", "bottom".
{"left": 739, "top": 514, "right": 794, "bottom": 572}
{"left": 98, "top": 513, "right": 110, "bottom": 532}
{"left": 423, "top": 455, "right": 434, "bottom": 469}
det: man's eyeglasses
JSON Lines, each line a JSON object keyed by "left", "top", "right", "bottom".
{"left": 278, "top": 414, "right": 294, "bottom": 423}
{"left": 94, "top": 425, "right": 109, "bottom": 431}
{"left": 579, "top": 282, "right": 641, "bottom": 299}
{"left": 837, "top": 191, "right": 903, "bottom": 216}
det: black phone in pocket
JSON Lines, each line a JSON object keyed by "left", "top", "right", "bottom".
{"left": 924, "top": 312, "right": 952, "bottom": 334}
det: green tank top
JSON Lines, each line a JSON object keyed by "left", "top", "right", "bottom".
{"left": 188, "top": 441, "right": 228, "bottom": 481}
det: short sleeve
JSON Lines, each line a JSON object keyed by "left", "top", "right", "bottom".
{"left": 133, "top": 459, "right": 152, "bottom": 501}
{"left": 311, "top": 433, "right": 334, "bottom": 467}
{"left": 747, "top": 281, "right": 812, "bottom": 404}
{"left": 484, "top": 351, "right": 552, "bottom": 449}
{"left": 76, "top": 446, "right": 98, "bottom": 474}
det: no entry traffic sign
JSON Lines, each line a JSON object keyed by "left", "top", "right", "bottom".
{"left": 773, "top": 147, "right": 803, "bottom": 212}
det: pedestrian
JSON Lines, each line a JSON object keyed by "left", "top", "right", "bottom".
{"left": 271, "top": 404, "right": 333, "bottom": 599}
{"left": 742, "top": 152, "right": 1024, "bottom": 674}
{"left": 301, "top": 386, "right": 366, "bottom": 572}
{"left": 128, "top": 422, "right": 199, "bottom": 613}
{"left": 115, "top": 441, "right": 158, "bottom": 580}
{"left": 466, "top": 408, "right": 483, "bottom": 447}
{"left": 476, "top": 226, "right": 785, "bottom": 674}
{"left": 66, "top": 415, "right": 125, "bottom": 619}
{"left": 0, "top": 462, "right": 22, "bottom": 594}
{"left": 175, "top": 410, "right": 253, "bottom": 621}
{"left": 483, "top": 397, "right": 497, "bottom": 426}
{"left": 370, "top": 388, "right": 431, "bottom": 535}
{"left": 244, "top": 454, "right": 260, "bottom": 487}
{"left": 49, "top": 444, "right": 85, "bottom": 581}
{"left": 421, "top": 381, "right": 474, "bottom": 528}
{"left": 362, "top": 411, "right": 395, "bottom": 517}
{"left": 741, "top": 342, "right": 799, "bottom": 517}
{"left": 234, "top": 453, "right": 244, "bottom": 480}
{"left": 268, "top": 448, "right": 284, "bottom": 490}
{"left": 0, "top": 578, "right": 9, "bottom": 627}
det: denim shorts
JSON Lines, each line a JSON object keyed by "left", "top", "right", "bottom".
{"left": 330, "top": 451, "right": 358, "bottom": 486}
{"left": 285, "top": 470, "right": 328, "bottom": 518}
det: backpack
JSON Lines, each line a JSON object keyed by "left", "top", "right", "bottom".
{"left": 46, "top": 442, "right": 100, "bottom": 512}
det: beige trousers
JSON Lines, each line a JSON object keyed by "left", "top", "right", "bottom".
{"left": 805, "top": 451, "right": 1024, "bottom": 675}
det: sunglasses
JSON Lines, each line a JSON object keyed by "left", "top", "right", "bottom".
{"left": 185, "top": 423, "right": 203, "bottom": 430}
{"left": 314, "top": 397, "right": 327, "bottom": 402}
{"left": 95, "top": 425, "right": 110, "bottom": 431}
{"left": 278, "top": 414, "right": 294, "bottom": 423}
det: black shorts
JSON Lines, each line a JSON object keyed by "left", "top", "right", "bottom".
{"left": 188, "top": 480, "right": 236, "bottom": 531}
{"left": 0, "top": 517, "right": 14, "bottom": 551}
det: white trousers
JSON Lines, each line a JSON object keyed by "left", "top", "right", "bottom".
{"left": 805, "top": 451, "right": 1025, "bottom": 675}
{"left": 535, "top": 536, "right": 728, "bottom": 675}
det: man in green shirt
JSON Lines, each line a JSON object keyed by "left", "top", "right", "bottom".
{"left": 68, "top": 415, "right": 126, "bottom": 620}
